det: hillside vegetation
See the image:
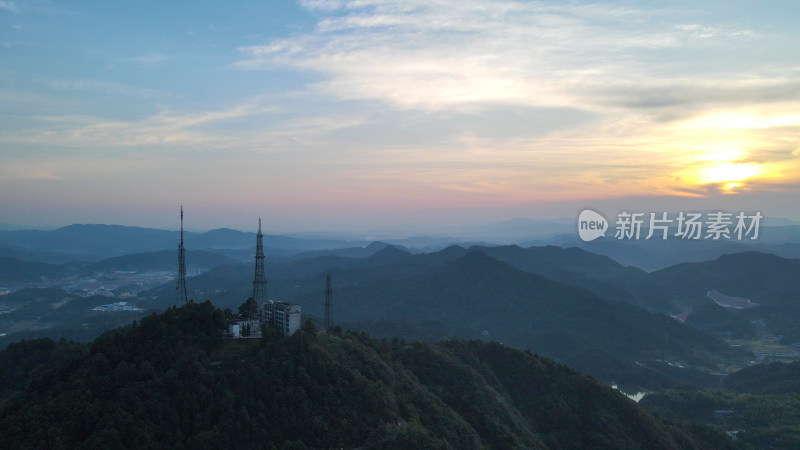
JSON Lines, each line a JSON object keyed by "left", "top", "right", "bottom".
{"left": 0, "top": 301, "right": 732, "bottom": 449}
{"left": 641, "top": 360, "right": 800, "bottom": 448}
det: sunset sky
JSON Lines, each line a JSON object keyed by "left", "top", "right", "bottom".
{"left": 2, "top": 0, "right": 799, "bottom": 233}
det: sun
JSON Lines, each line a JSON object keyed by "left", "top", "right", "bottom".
{"left": 675, "top": 146, "right": 766, "bottom": 193}
{"left": 696, "top": 163, "right": 763, "bottom": 185}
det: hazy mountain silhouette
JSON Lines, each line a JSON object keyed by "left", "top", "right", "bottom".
{"left": 0, "top": 224, "right": 359, "bottom": 259}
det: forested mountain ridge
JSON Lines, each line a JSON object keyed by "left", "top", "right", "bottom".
{"left": 0, "top": 301, "right": 734, "bottom": 449}
{"left": 138, "top": 248, "right": 751, "bottom": 389}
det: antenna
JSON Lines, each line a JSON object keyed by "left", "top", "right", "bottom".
{"left": 252, "top": 217, "right": 267, "bottom": 313}
{"left": 176, "top": 206, "right": 188, "bottom": 304}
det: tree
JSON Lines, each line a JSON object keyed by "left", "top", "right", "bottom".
{"left": 238, "top": 298, "right": 259, "bottom": 320}
{"left": 302, "top": 319, "right": 317, "bottom": 335}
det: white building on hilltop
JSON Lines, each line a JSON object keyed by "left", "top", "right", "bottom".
{"left": 228, "top": 319, "right": 261, "bottom": 338}
{"left": 264, "top": 300, "right": 302, "bottom": 336}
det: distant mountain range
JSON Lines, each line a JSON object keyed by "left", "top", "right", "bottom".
{"left": 80, "top": 250, "right": 237, "bottom": 275}
{"left": 0, "top": 223, "right": 58, "bottom": 232}
{"left": 2, "top": 221, "right": 799, "bottom": 270}
{"left": 0, "top": 224, "right": 363, "bottom": 261}
{"left": 545, "top": 226, "right": 800, "bottom": 271}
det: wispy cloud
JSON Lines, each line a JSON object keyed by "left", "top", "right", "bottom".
{"left": 2, "top": 102, "right": 267, "bottom": 149}
{"left": 231, "top": 0, "right": 800, "bottom": 199}
{"left": 1, "top": 97, "right": 371, "bottom": 154}
{"left": 236, "top": 0, "right": 773, "bottom": 116}
{"left": 0, "top": 1, "right": 19, "bottom": 13}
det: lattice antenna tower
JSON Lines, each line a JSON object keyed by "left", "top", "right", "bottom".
{"left": 252, "top": 218, "right": 268, "bottom": 315}
{"left": 176, "top": 206, "right": 188, "bottom": 304}
{"left": 325, "top": 273, "right": 333, "bottom": 330}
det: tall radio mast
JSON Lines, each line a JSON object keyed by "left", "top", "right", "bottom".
{"left": 252, "top": 218, "right": 268, "bottom": 311}
{"left": 176, "top": 206, "right": 188, "bottom": 304}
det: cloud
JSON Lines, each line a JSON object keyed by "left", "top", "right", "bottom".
{"left": 4, "top": 0, "right": 798, "bottom": 214}
{"left": 234, "top": 0, "right": 800, "bottom": 199}
{"left": 236, "top": 0, "right": 773, "bottom": 116}
{"left": 299, "top": 0, "right": 345, "bottom": 11}
{"left": 2, "top": 102, "right": 271, "bottom": 149}
{"left": 580, "top": 78, "right": 800, "bottom": 118}
{"left": 0, "top": 1, "right": 18, "bottom": 13}
{"left": 672, "top": 23, "right": 758, "bottom": 39}
{"left": 0, "top": 96, "right": 372, "bottom": 154}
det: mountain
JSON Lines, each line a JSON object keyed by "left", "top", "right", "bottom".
{"left": 644, "top": 252, "right": 800, "bottom": 341}
{"left": 366, "top": 244, "right": 414, "bottom": 264}
{"left": 0, "top": 223, "right": 56, "bottom": 231}
{"left": 549, "top": 226, "right": 800, "bottom": 271}
{"left": 452, "top": 217, "right": 574, "bottom": 242}
{"left": 269, "top": 245, "right": 413, "bottom": 280}
{"left": 290, "top": 241, "right": 398, "bottom": 260}
{"left": 473, "top": 247, "right": 800, "bottom": 343}
{"left": 0, "top": 256, "right": 77, "bottom": 283}
{"left": 0, "top": 224, "right": 360, "bottom": 260}
{"left": 0, "top": 301, "right": 732, "bottom": 449}
{"left": 723, "top": 360, "right": 800, "bottom": 395}
{"left": 184, "top": 228, "right": 349, "bottom": 251}
{"left": 140, "top": 244, "right": 415, "bottom": 300}
{"left": 81, "top": 250, "right": 237, "bottom": 275}
{"left": 648, "top": 252, "right": 800, "bottom": 304}
{"left": 0, "top": 245, "right": 91, "bottom": 264}
{"left": 0, "top": 225, "right": 178, "bottom": 257}
{"left": 319, "top": 251, "right": 745, "bottom": 384}
{"left": 137, "top": 245, "right": 753, "bottom": 389}
{"left": 472, "top": 245, "right": 650, "bottom": 306}
{"left": 184, "top": 227, "right": 252, "bottom": 249}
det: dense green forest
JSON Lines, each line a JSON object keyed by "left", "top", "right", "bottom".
{"left": 641, "top": 360, "right": 800, "bottom": 449}
{"left": 724, "top": 360, "right": 800, "bottom": 394}
{"left": 0, "top": 301, "right": 733, "bottom": 449}
{"left": 642, "top": 389, "right": 800, "bottom": 448}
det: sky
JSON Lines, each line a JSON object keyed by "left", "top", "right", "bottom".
{"left": 2, "top": 0, "right": 799, "bottom": 233}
